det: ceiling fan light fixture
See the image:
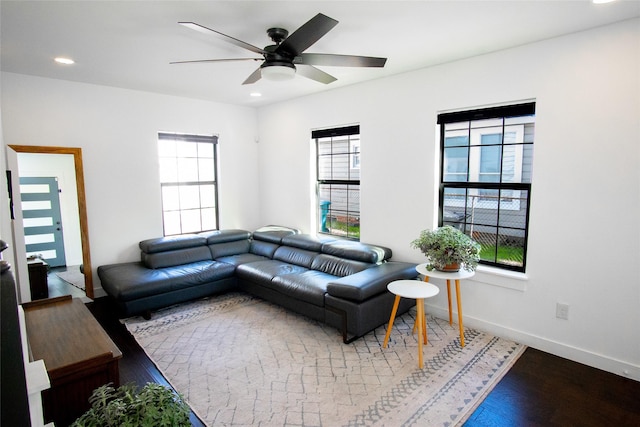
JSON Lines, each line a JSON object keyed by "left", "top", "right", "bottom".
{"left": 261, "top": 64, "right": 296, "bottom": 81}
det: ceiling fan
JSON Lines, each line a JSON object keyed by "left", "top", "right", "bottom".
{"left": 171, "top": 13, "right": 387, "bottom": 85}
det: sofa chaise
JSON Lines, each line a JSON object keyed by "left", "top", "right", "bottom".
{"left": 98, "top": 226, "right": 417, "bottom": 343}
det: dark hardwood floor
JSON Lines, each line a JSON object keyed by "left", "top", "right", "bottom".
{"left": 86, "top": 297, "right": 640, "bottom": 427}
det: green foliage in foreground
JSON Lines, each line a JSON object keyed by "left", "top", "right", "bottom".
{"left": 71, "top": 383, "right": 190, "bottom": 427}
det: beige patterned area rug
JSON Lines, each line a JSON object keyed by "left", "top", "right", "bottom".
{"left": 124, "top": 292, "right": 526, "bottom": 426}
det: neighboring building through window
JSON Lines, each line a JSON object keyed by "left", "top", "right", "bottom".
{"left": 313, "top": 125, "right": 360, "bottom": 240}
{"left": 157, "top": 132, "right": 219, "bottom": 236}
{"left": 437, "top": 103, "right": 535, "bottom": 272}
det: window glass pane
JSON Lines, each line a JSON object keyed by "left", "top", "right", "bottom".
{"left": 176, "top": 141, "right": 198, "bottom": 158}
{"left": 159, "top": 158, "right": 178, "bottom": 183}
{"left": 331, "top": 154, "right": 350, "bottom": 180}
{"left": 471, "top": 118, "right": 502, "bottom": 130}
{"left": 318, "top": 155, "right": 332, "bottom": 180}
{"left": 163, "top": 211, "right": 181, "bottom": 236}
{"left": 201, "top": 208, "right": 217, "bottom": 231}
{"left": 158, "top": 139, "right": 176, "bottom": 157}
{"left": 177, "top": 158, "right": 198, "bottom": 182}
{"left": 331, "top": 136, "right": 350, "bottom": 154}
{"left": 162, "top": 186, "right": 180, "bottom": 210}
{"left": 179, "top": 185, "right": 200, "bottom": 209}
{"left": 443, "top": 147, "right": 468, "bottom": 182}
{"left": 22, "top": 200, "right": 51, "bottom": 210}
{"left": 180, "top": 209, "right": 201, "bottom": 233}
{"left": 198, "top": 142, "right": 214, "bottom": 158}
{"left": 23, "top": 217, "right": 53, "bottom": 227}
{"left": 200, "top": 184, "right": 216, "bottom": 208}
{"left": 444, "top": 135, "right": 468, "bottom": 147}
{"left": 198, "top": 158, "right": 215, "bottom": 181}
{"left": 25, "top": 233, "right": 55, "bottom": 244}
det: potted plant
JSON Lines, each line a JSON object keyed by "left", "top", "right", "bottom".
{"left": 411, "top": 225, "right": 481, "bottom": 272}
{"left": 71, "top": 382, "right": 190, "bottom": 427}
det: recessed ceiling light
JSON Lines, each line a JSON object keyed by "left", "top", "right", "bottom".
{"left": 54, "top": 57, "right": 75, "bottom": 65}
{"left": 250, "top": 92, "right": 262, "bottom": 97}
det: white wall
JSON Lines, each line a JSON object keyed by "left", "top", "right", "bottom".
{"left": 1, "top": 18, "right": 637, "bottom": 380}
{"left": 257, "top": 19, "right": 640, "bottom": 379}
{"left": 1, "top": 74, "right": 261, "bottom": 295}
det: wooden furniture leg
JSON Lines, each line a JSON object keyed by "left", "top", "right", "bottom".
{"left": 383, "top": 295, "right": 401, "bottom": 348}
{"left": 455, "top": 279, "right": 465, "bottom": 347}
{"left": 416, "top": 298, "right": 425, "bottom": 369}
{"left": 447, "top": 279, "right": 453, "bottom": 324}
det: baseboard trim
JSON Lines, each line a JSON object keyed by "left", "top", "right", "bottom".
{"left": 427, "top": 305, "right": 640, "bottom": 382}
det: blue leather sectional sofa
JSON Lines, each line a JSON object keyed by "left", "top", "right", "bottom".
{"left": 98, "top": 226, "right": 417, "bottom": 342}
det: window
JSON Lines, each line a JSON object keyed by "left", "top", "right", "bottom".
{"left": 437, "top": 103, "right": 535, "bottom": 272}
{"left": 157, "top": 132, "right": 219, "bottom": 236}
{"left": 313, "top": 125, "right": 360, "bottom": 240}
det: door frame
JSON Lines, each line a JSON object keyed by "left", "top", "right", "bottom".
{"left": 9, "top": 145, "right": 94, "bottom": 299}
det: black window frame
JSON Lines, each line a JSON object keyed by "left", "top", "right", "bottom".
{"left": 157, "top": 132, "right": 219, "bottom": 236}
{"left": 437, "top": 102, "right": 535, "bottom": 272}
{"left": 313, "top": 125, "right": 361, "bottom": 240}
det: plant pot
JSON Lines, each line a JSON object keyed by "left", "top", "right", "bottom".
{"left": 436, "top": 262, "right": 460, "bottom": 272}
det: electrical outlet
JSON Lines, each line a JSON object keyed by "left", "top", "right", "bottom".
{"left": 556, "top": 303, "right": 569, "bottom": 320}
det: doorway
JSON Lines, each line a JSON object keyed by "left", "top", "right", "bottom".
{"left": 8, "top": 145, "right": 94, "bottom": 299}
{"left": 20, "top": 177, "right": 67, "bottom": 267}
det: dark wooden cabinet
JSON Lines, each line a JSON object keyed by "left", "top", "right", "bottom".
{"left": 27, "top": 259, "right": 49, "bottom": 300}
{"left": 22, "top": 296, "right": 122, "bottom": 426}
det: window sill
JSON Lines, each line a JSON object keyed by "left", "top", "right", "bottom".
{"left": 472, "top": 265, "right": 528, "bottom": 291}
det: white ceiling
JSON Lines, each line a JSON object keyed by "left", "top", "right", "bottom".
{"left": 2, "top": 1, "right": 639, "bottom": 107}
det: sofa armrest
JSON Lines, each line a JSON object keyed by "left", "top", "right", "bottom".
{"left": 326, "top": 261, "right": 417, "bottom": 302}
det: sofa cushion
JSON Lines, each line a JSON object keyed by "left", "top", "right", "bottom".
{"left": 99, "top": 260, "right": 236, "bottom": 302}
{"left": 321, "top": 240, "right": 392, "bottom": 264}
{"left": 280, "top": 234, "right": 333, "bottom": 252}
{"left": 273, "top": 246, "right": 318, "bottom": 268}
{"left": 200, "top": 229, "right": 251, "bottom": 244}
{"left": 215, "top": 253, "right": 270, "bottom": 267}
{"left": 326, "top": 261, "right": 418, "bottom": 302}
{"left": 252, "top": 225, "right": 300, "bottom": 244}
{"left": 141, "top": 246, "right": 212, "bottom": 269}
{"left": 236, "top": 260, "right": 309, "bottom": 283}
{"left": 311, "top": 254, "right": 373, "bottom": 277}
{"left": 209, "top": 239, "right": 251, "bottom": 259}
{"left": 270, "top": 270, "right": 336, "bottom": 307}
{"left": 250, "top": 240, "right": 279, "bottom": 258}
{"left": 139, "top": 234, "right": 206, "bottom": 254}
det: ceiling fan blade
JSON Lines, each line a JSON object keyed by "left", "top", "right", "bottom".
{"left": 242, "top": 67, "right": 263, "bottom": 85}
{"left": 276, "top": 14, "right": 338, "bottom": 57}
{"left": 179, "top": 22, "right": 266, "bottom": 55}
{"left": 295, "top": 53, "right": 387, "bottom": 68}
{"left": 296, "top": 64, "right": 337, "bottom": 84}
{"left": 170, "top": 58, "right": 262, "bottom": 65}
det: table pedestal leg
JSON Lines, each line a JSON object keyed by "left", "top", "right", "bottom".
{"left": 455, "top": 279, "right": 465, "bottom": 347}
{"left": 383, "top": 295, "right": 401, "bottom": 348}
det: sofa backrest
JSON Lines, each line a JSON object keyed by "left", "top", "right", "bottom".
{"left": 311, "top": 254, "right": 373, "bottom": 277}
{"left": 139, "top": 234, "right": 211, "bottom": 269}
{"left": 321, "top": 240, "right": 392, "bottom": 264}
{"left": 203, "top": 229, "right": 251, "bottom": 259}
{"left": 251, "top": 225, "right": 300, "bottom": 244}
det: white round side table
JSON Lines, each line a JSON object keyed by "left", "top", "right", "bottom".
{"left": 382, "top": 279, "right": 439, "bottom": 369}
{"left": 415, "top": 263, "right": 475, "bottom": 347}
